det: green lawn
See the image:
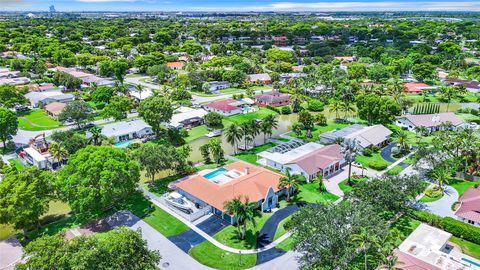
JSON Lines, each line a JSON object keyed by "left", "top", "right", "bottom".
{"left": 386, "top": 165, "right": 405, "bottom": 176}
{"left": 449, "top": 178, "right": 477, "bottom": 196}
{"left": 234, "top": 142, "right": 276, "bottom": 165}
{"left": 273, "top": 215, "right": 293, "bottom": 241}
{"left": 387, "top": 124, "right": 433, "bottom": 147}
{"left": 189, "top": 241, "right": 256, "bottom": 270}
{"left": 276, "top": 236, "right": 295, "bottom": 251}
{"left": 419, "top": 193, "right": 443, "bottom": 203}
{"left": 185, "top": 125, "right": 209, "bottom": 142}
{"left": 390, "top": 215, "right": 422, "bottom": 245}
{"left": 143, "top": 205, "right": 189, "bottom": 237}
{"left": 292, "top": 183, "right": 339, "bottom": 204}
{"left": 8, "top": 159, "right": 26, "bottom": 171}
{"left": 338, "top": 177, "right": 369, "bottom": 193}
{"left": 450, "top": 236, "right": 480, "bottom": 259}
{"left": 17, "top": 109, "right": 62, "bottom": 131}
{"left": 218, "top": 88, "right": 246, "bottom": 94}
{"left": 287, "top": 121, "right": 349, "bottom": 142}
{"left": 355, "top": 152, "right": 391, "bottom": 170}
{"left": 457, "top": 113, "right": 480, "bottom": 123}
{"left": 226, "top": 107, "right": 278, "bottom": 125}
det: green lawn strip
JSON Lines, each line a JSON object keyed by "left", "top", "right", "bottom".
{"left": 276, "top": 137, "right": 290, "bottom": 142}
{"left": 189, "top": 241, "right": 256, "bottom": 270}
{"left": 276, "top": 236, "right": 295, "bottom": 251}
{"left": 338, "top": 177, "right": 369, "bottom": 194}
{"left": 143, "top": 205, "right": 189, "bottom": 237}
{"left": 226, "top": 107, "right": 278, "bottom": 124}
{"left": 273, "top": 215, "right": 293, "bottom": 241}
{"left": 185, "top": 125, "right": 209, "bottom": 142}
{"left": 218, "top": 87, "right": 246, "bottom": 94}
{"left": 449, "top": 178, "right": 477, "bottom": 196}
{"left": 0, "top": 224, "right": 16, "bottom": 241}
{"left": 234, "top": 142, "right": 276, "bottom": 164}
{"left": 355, "top": 152, "right": 391, "bottom": 170}
{"left": 292, "top": 183, "right": 339, "bottom": 204}
{"left": 419, "top": 193, "right": 443, "bottom": 203}
{"left": 17, "top": 109, "right": 61, "bottom": 130}
{"left": 287, "top": 121, "right": 349, "bottom": 141}
{"left": 457, "top": 113, "right": 480, "bottom": 122}
{"left": 8, "top": 159, "right": 26, "bottom": 171}
{"left": 190, "top": 91, "right": 218, "bottom": 97}
{"left": 390, "top": 215, "right": 422, "bottom": 245}
{"left": 449, "top": 236, "right": 480, "bottom": 260}
{"left": 386, "top": 165, "right": 405, "bottom": 176}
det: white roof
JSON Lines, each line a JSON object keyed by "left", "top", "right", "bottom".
{"left": 101, "top": 119, "right": 151, "bottom": 137}
{"left": 258, "top": 142, "right": 324, "bottom": 165}
{"left": 344, "top": 125, "right": 392, "bottom": 148}
{"left": 25, "top": 91, "right": 74, "bottom": 103}
{"left": 168, "top": 108, "right": 208, "bottom": 128}
{"left": 129, "top": 89, "right": 153, "bottom": 100}
{"left": 24, "top": 147, "right": 47, "bottom": 162}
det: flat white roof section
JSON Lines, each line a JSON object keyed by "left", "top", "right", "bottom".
{"left": 24, "top": 147, "right": 47, "bottom": 162}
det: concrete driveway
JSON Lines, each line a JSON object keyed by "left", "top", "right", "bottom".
{"left": 413, "top": 185, "right": 459, "bottom": 218}
{"left": 0, "top": 237, "right": 23, "bottom": 270}
{"left": 324, "top": 165, "right": 378, "bottom": 197}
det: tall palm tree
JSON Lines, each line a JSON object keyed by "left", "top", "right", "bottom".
{"left": 341, "top": 138, "right": 361, "bottom": 186}
{"left": 278, "top": 170, "right": 302, "bottom": 201}
{"left": 431, "top": 166, "right": 452, "bottom": 193}
{"left": 350, "top": 228, "right": 379, "bottom": 270}
{"left": 290, "top": 94, "right": 304, "bottom": 113}
{"left": 248, "top": 120, "right": 261, "bottom": 147}
{"left": 223, "top": 196, "right": 257, "bottom": 240}
{"left": 394, "top": 130, "right": 410, "bottom": 154}
{"left": 49, "top": 143, "right": 68, "bottom": 168}
{"left": 134, "top": 84, "right": 144, "bottom": 100}
{"left": 260, "top": 115, "right": 278, "bottom": 143}
{"left": 88, "top": 126, "right": 103, "bottom": 146}
{"left": 341, "top": 100, "right": 355, "bottom": 119}
{"left": 240, "top": 123, "right": 251, "bottom": 150}
{"left": 329, "top": 100, "right": 341, "bottom": 119}
{"left": 224, "top": 197, "right": 243, "bottom": 238}
{"left": 224, "top": 124, "right": 242, "bottom": 154}
{"left": 313, "top": 174, "right": 324, "bottom": 192}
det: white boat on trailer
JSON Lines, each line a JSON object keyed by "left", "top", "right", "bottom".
{"left": 205, "top": 130, "right": 222, "bottom": 138}
{"left": 164, "top": 192, "right": 194, "bottom": 213}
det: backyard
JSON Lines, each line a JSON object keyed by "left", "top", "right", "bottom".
{"left": 226, "top": 107, "right": 278, "bottom": 125}
{"left": 17, "top": 109, "right": 62, "bottom": 131}
{"left": 286, "top": 120, "right": 349, "bottom": 141}
{"left": 234, "top": 142, "right": 276, "bottom": 165}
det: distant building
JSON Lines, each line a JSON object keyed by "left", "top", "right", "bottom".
{"left": 445, "top": 78, "right": 480, "bottom": 93}
{"left": 395, "top": 112, "right": 466, "bottom": 133}
{"left": 319, "top": 124, "right": 392, "bottom": 149}
{"left": 167, "top": 107, "right": 208, "bottom": 129}
{"left": 207, "top": 81, "right": 230, "bottom": 92}
{"left": 203, "top": 99, "right": 245, "bottom": 116}
{"left": 49, "top": 5, "right": 56, "bottom": 12}
{"left": 403, "top": 82, "right": 437, "bottom": 94}
{"left": 44, "top": 102, "right": 66, "bottom": 119}
{"left": 253, "top": 91, "right": 290, "bottom": 107}
{"left": 25, "top": 91, "right": 75, "bottom": 107}
{"left": 91, "top": 119, "right": 153, "bottom": 143}
{"left": 247, "top": 73, "right": 272, "bottom": 85}
{"left": 167, "top": 61, "right": 184, "bottom": 70}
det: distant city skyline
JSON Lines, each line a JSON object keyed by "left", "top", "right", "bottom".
{"left": 3, "top": 0, "right": 480, "bottom": 12}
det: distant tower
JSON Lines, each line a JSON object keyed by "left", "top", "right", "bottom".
{"left": 49, "top": 5, "right": 56, "bottom": 13}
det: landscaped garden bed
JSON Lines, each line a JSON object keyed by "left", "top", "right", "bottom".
{"left": 338, "top": 177, "right": 369, "bottom": 193}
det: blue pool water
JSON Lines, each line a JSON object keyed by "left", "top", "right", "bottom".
{"left": 204, "top": 168, "right": 227, "bottom": 179}
{"left": 114, "top": 140, "right": 135, "bottom": 148}
{"left": 462, "top": 258, "right": 480, "bottom": 268}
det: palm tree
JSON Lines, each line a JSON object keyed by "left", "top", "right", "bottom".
{"left": 350, "top": 228, "right": 379, "bottom": 270}
{"left": 134, "top": 84, "right": 144, "bottom": 100}
{"left": 414, "top": 126, "right": 428, "bottom": 145}
{"left": 329, "top": 100, "right": 341, "bottom": 119}
{"left": 394, "top": 130, "right": 410, "bottom": 154}
{"left": 313, "top": 174, "right": 324, "bottom": 192}
{"left": 260, "top": 115, "right": 278, "bottom": 143}
{"left": 378, "top": 253, "right": 400, "bottom": 270}
{"left": 431, "top": 166, "right": 452, "bottom": 193}
{"left": 224, "top": 197, "right": 243, "bottom": 238}
{"left": 248, "top": 120, "right": 261, "bottom": 147}
{"left": 88, "top": 126, "right": 103, "bottom": 146}
{"left": 223, "top": 196, "right": 258, "bottom": 240}
{"left": 341, "top": 100, "right": 355, "bottom": 119}
{"left": 290, "top": 94, "right": 303, "bottom": 113}
{"left": 341, "top": 138, "right": 361, "bottom": 186}
{"left": 208, "top": 138, "right": 224, "bottom": 164}
{"left": 240, "top": 123, "right": 251, "bottom": 150}
{"left": 225, "top": 124, "right": 242, "bottom": 154}
{"left": 278, "top": 170, "right": 302, "bottom": 201}
{"left": 49, "top": 143, "right": 68, "bottom": 168}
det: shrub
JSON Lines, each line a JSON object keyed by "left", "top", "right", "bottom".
{"left": 266, "top": 105, "right": 280, "bottom": 113}
{"left": 281, "top": 106, "right": 292, "bottom": 115}
{"left": 307, "top": 100, "right": 324, "bottom": 112}
{"left": 425, "top": 186, "right": 443, "bottom": 198}
{"left": 407, "top": 208, "right": 442, "bottom": 227}
{"left": 371, "top": 145, "right": 380, "bottom": 153}
{"left": 314, "top": 113, "right": 327, "bottom": 126}
{"left": 368, "top": 160, "right": 389, "bottom": 170}
{"left": 362, "top": 148, "right": 372, "bottom": 157}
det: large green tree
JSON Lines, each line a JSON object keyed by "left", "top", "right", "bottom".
{"left": 356, "top": 93, "right": 401, "bottom": 125}
{"left": 58, "top": 101, "right": 93, "bottom": 129}
{"left": 0, "top": 107, "right": 18, "bottom": 149}
{"left": 138, "top": 96, "right": 173, "bottom": 137}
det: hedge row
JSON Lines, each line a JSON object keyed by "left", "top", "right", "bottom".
{"left": 407, "top": 208, "right": 480, "bottom": 245}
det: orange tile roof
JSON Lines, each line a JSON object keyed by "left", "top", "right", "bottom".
{"left": 404, "top": 82, "right": 430, "bottom": 93}
{"left": 176, "top": 161, "right": 283, "bottom": 211}
{"left": 167, "top": 61, "right": 185, "bottom": 69}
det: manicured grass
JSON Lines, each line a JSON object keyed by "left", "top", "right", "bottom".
{"left": 273, "top": 215, "right": 293, "bottom": 241}
{"left": 338, "top": 177, "right": 369, "bottom": 193}
{"left": 227, "top": 107, "right": 278, "bottom": 124}
{"left": 457, "top": 113, "right": 480, "bottom": 123}
{"left": 219, "top": 87, "right": 246, "bottom": 94}
{"left": 8, "top": 159, "right": 26, "bottom": 171}
{"left": 292, "top": 183, "right": 339, "bottom": 204}
{"left": 390, "top": 215, "right": 421, "bottom": 245}
{"left": 449, "top": 178, "right": 477, "bottom": 196}
{"left": 189, "top": 241, "right": 256, "bottom": 270}
{"left": 17, "top": 109, "right": 62, "bottom": 131}
{"left": 387, "top": 124, "right": 433, "bottom": 147}
{"left": 143, "top": 205, "right": 189, "bottom": 237}
{"left": 0, "top": 224, "right": 16, "bottom": 241}
{"left": 287, "top": 120, "right": 349, "bottom": 142}
{"left": 355, "top": 152, "right": 391, "bottom": 170}
{"left": 419, "top": 193, "right": 443, "bottom": 203}
{"left": 185, "top": 125, "right": 209, "bottom": 142}
{"left": 276, "top": 236, "right": 295, "bottom": 251}
{"left": 386, "top": 165, "right": 404, "bottom": 176}
{"left": 450, "top": 236, "right": 480, "bottom": 259}
{"left": 234, "top": 142, "right": 276, "bottom": 165}
{"left": 276, "top": 137, "right": 290, "bottom": 142}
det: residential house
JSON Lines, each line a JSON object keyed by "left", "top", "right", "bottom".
{"left": 319, "top": 124, "right": 392, "bottom": 149}
{"left": 279, "top": 73, "right": 307, "bottom": 82}
{"left": 44, "top": 102, "right": 66, "bottom": 119}
{"left": 18, "top": 147, "right": 50, "bottom": 169}
{"left": 253, "top": 91, "right": 291, "bottom": 107}
{"left": 0, "top": 77, "right": 30, "bottom": 85}
{"left": 167, "top": 61, "right": 185, "bottom": 70}
{"left": 395, "top": 112, "right": 466, "bottom": 133}
{"left": 394, "top": 223, "right": 479, "bottom": 269}
{"left": 203, "top": 99, "right": 244, "bottom": 116}
{"left": 207, "top": 81, "right": 230, "bottom": 92}
{"left": 403, "top": 82, "right": 438, "bottom": 94}
{"left": 273, "top": 36, "right": 288, "bottom": 46}
{"left": 445, "top": 78, "right": 480, "bottom": 93}
{"left": 257, "top": 142, "right": 345, "bottom": 180}
{"left": 25, "top": 91, "right": 75, "bottom": 107}
{"left": 247, "top": 73, "right": 272, "bottom": 85}
{"left": 175, "top": 161, "right": 286, "bottom": 224}
{"left": 0, "top": 70, "right": 20, "bottom": 79}
{"left": 166, "top": 107, "right": 208, "bottom": 129}
{"left": 91, "top": 119, "right": 153, "bottom": 143}
{"left": 455, "top": 187, "right": 480, "bottom": 227}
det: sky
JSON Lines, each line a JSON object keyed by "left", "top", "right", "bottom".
{"left": 3, "top": 0, "right": 480, "bottom": 12}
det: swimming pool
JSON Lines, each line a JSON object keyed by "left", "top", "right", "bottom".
{"left": 204, "top": 168, "right": 228, "bottom": 179}
{"left": 114, "top": 140, "right": 135, "bottom": 148}
{"left": 462, "top": 258, "right": 480, "bottom": 268}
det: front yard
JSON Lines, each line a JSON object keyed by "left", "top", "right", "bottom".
{"left": 143, "top": 205, "right": 189, "bottom": 236}
{"left": 355, "top": 152, "right": 391, "bottom": 171}
{"left": 286, "top": 120, "right": 349, "bottom": 142}
{"left": 17, "top": 109, "right": 62, "bottom": 131}
{"left": 226, "top": 107, "right": 278, "bottom": 125}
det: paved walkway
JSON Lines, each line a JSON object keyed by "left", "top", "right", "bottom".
{"left": 413, "top": 184, "right": 459, "bottom": 218}
{"left": 378, "top": 151, "right": 415, "bottom": 176}
{"left": 324, "top": 166, "right": 378, "bottom": 197}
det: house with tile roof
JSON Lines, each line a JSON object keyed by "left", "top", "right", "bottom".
{"left": 403, "top": 82, "right": 437, "bottom": 94}
{"left": 455, "top": 187, "right": 480, "bottom": 227}
{"left": 175, "top": 161, "right": 286, "bottom": 224}
{"left": 395, "top": 112, "right": 466, "bottom": 134}
{"left": 167, "top": 61, "right": 184, "bottom": 70}
{"left": 253, "top": 91, "right": 291, "bottom": 107}
{"left": 203, "top": 99, "right": 245, "bottom": 116}
{"left": 247, "top": 73, "right": 272, "bottom": 85}
{"left": 44, "top": 102, "right": 66, "bottom": 119}
{"left": 320, "top": 124, "right": 392, "bottom": 149}
{"left": 445, "top": 78, "right": 480, "bottom": 93}
{"left": 257, "top": 142, "right": 345, "bottom": 181}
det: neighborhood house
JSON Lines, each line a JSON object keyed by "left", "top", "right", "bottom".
{"left": 395, "top": 112, "right": 466, "bottom": 133}
{"left": 455, "top": 187, "right": 480, "bottom": 227}
{"left": 445, "top": 78, "right": 480, "bottom": 93}
{"left": 167, "top": 61, "right": 184, "bottom": 70}
{"left": 247, "top": 73, "right": 272, "bottom": 85}
{"left": 403, "top": 82, "right": 437, "bottom": 94}
{"left": 207, "top": 81, "right": 230, "bottom": 91}
{"left": 25, "top": 91, "right": 75, "bottom": 107}
{"left": 319, "top": 124, "right": 392, "bottom": 149}
{"left": 175, "top": 161, "right": 286, "bottom": 224}
{"left": 257, "top": 141, "right": 345, "bottom": 181}
{"left": 43, "top": 102, "right": 66, "bottom": 119}
{"left": 90, "top": 119, "right": 153, "bottom": 143}
{"left": 167, "top": 107, "right": 208, "bottom": 129}
{"left": 203, "top": 99, "right": 245, "bottom": 116}
{"left": 253, "top": 91, "right": 291, "bottom": 107}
